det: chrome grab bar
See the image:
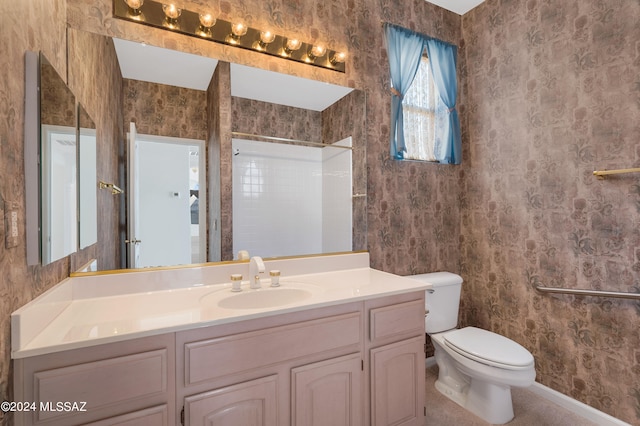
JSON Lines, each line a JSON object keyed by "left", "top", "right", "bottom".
{"left": 535, "top": 285, "right": 640, "bottom": 300}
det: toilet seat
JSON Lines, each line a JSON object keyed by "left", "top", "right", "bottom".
{"left": 444, "top": 327, "right": 534, "bottom": 370}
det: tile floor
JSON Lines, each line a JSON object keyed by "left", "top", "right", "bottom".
{"left": 425, "top": 365, "right": 598, "bottom": 425}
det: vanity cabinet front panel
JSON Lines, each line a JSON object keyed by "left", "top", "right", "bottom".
{"left": 184, "top": 375, "right": 278, "bottom": 426}
{"left": 176, "top": 304, "right": 364, "bottom": 426}
{"left": 182, "top": 311, "right": 362, "bottom": 387}
{"left": 291, "top": 353, "right": 363, "bottom": 426}
{"left": 84, "top": 405, "right": 168, "bottom": 425}
{"left": 364, "top": 292, "right": 426, "bottom": 426}
{"left": 13, "top": 334, "right": 175, "bottom": 426}
{"left": 369, "top": 299, "right": 424, "bottom": 343}
{"left": 370, "top": 336, "right": 425, "bottom": 426}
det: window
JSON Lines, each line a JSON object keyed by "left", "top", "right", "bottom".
{"left": 401, "top": 52, "right": 446, "bottom": 162}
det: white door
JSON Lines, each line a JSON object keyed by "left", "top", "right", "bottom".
{"left": 127, "top": 123, "right": 204, "bottom": 268}
{"left": 127, "top": 122, "right": 142, "bottom": 268}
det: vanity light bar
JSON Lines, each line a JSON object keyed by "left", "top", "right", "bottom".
{"left": 113, "top": 0, "right": 346, "bottom": 73}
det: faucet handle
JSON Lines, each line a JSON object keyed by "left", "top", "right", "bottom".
{"left": 269, "top": 270, "right": 281, "bottom": 287}
{"left": 230, "top": 274, "right": 243, "bottom": 292}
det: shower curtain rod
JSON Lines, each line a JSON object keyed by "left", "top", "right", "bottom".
{"left": 535, "top": 285, "right": 640, "bottom": 300}
{"left": 231, "top": 132, "right": 352, "bottom": 150}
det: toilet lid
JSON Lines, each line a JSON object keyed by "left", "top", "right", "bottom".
{"left": 444, "top": 327, "right": 534, "bottom": 370}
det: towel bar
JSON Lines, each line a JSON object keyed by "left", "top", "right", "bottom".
{"left": 535, "top": 285, "right": 640, "bottom": 300}
{"left": 593, "top": 167, "right": 640, "bottom": 179}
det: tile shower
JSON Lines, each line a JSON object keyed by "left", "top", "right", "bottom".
{"left": 232, "top": 137, "right": 352, "bottom": 258}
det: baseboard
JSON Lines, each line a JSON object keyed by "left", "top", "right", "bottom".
{"left": 528, "top": 382, "right": 631, "bottom": 426}
{"left": 425, "top": 356, "right": 630, "bottom": 426}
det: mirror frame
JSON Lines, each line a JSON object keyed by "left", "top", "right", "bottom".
{"left": 24, "top": 51, "right": 40, "bottom": 265}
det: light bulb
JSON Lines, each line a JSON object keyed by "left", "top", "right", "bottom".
{"left": 124, "top": 0, "right": 144, "bottom": 16}
{"left": 124, "top": 0, "right": 144, "bottom": 9}
{"left": 309, "top": 45, "right": 326, "bottom": 58}
{"left": 254, "top": 30, "right": 276, "bottom": 51}
{"left": 282, "top": 38, "right": 302, "bottom": 56}
{"left": 259, "top": 30, "right": 276, "bottom": 44}
{"left": 330, "top": 51, "right": 347, "bottom": 65}
{"left": 226, "top": 22, "right": 248, "bottom": 44}
{"left": 231, "top": 22, "right": 247, "bottom": 37}
{"left": 162, "top": 4, "right": 181, "bottom": 20}
{"left": 286, "top": 39, "right": 302, "bottom": 51}
{"left": 199, "top": 13, "right": 216, "bottom": 28}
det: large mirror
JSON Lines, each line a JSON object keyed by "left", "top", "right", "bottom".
{"left": 39, "top": 54, "right": 78, "bottom": 264}
{"left": 72, "top": 33, "right": 366, "bottom": 272}
{"left": 25, "top": 53, "right": 99, "bottom": 266}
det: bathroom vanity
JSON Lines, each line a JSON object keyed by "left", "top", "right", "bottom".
{"left": 11, "top": 253, "right": 430, "bottom": 426}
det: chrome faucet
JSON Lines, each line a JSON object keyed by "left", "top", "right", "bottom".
{"left": 249, "top": 256, "right": 265, "bottom": 289}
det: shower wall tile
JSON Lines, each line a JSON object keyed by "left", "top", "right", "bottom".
{"left": 232, "top": 139, "right": 323, "bottom": 257}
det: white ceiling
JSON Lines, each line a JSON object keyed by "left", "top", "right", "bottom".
{"left": 424, "top": 0, "right": 485, "bottom": 15}
{"left": 113, "top": 38, "right": 353, "bottom": 112}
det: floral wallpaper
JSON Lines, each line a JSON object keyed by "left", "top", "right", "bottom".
{"left": 40, "top": 63, "right": 76, "bottom": 128}
{"left": 460, "top": 0, "right": 640, "bottom": 423}
{"left": 0, "top": 8, "right": 123, "bottom": 425}
{"left": 2, "top": 0, "right": 639, "bottom": 424}
{"left": 122, "top": 79, "right": 208, "bottom": 140}
{"left": 67, "top": 28, "right": 123, "bottom": 272}
{"left": 231, "top": 97, "right": 323, "bottom": 142}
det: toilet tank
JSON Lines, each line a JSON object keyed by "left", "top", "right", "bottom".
{"left": 408, "top": 272, "right": 463, "bottom": 334}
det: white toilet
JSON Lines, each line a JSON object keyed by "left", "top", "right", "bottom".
{"left": 411, "top": 272, "right": 536, "bottom": 424}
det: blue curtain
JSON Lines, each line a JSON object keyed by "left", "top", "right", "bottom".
{"left": 424, "top": 38, "right": 461, "bottom": 164}
{"left": 384, "top": 24, "right": 425, "bottom": 159}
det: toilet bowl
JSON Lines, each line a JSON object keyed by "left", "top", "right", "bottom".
{"left": 410, "top": 272, "right": 535, "bottom": 425}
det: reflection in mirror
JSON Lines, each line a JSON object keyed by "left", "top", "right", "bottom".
{"left": 232, "top": 137, "right": 352, "bottom": 258}
{"left": 73, "top": 35, "right": 366, "bottom": 271}
{"left": 40, "top": 54, "right": 78, "bottom": 264}
{"left": 127, "top": 128, "right": 206, "bottom": 268}
{"left": 78, "top": 104, "right": 97, "bottom": 249}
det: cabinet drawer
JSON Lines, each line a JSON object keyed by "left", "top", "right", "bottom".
{"left": 33, "top": 349, "right": 168, "bottom": 423}
{"left": 369, "top": 300, "right": 424, "bottom": 343}
{"left": 184, "top": 312, "right": 361, "bottom": 386}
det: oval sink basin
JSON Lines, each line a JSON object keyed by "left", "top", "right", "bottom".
{"left": 201, "top": 282, "right": 322, "bottom": 311}
{"left": 217, "top": 288, "right": 312, "bottom": 309}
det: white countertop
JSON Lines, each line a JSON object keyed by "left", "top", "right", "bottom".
{"left": 12, "top": 253, "right": 432, "bottom": 359}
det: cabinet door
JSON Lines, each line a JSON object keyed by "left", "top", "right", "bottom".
{"left": 85, "top": 405, "right": 168, "bottom": 425}
{"left": 370, "top": 336, "right": 425, "bottom": 426}
{"left": 184, "top": 376, "right": 277, "bottom": 426}
{"left": 292, "top": 353, "right": 363, "bottom": 426}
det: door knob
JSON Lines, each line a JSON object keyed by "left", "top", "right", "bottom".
{"left": 125, "top": 239, "right": 142, "bottom": 244}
